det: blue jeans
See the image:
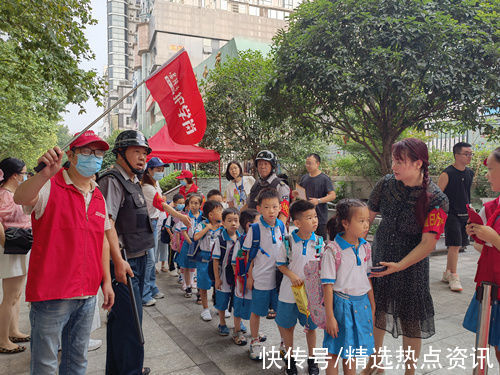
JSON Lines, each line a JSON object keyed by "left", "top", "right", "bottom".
{"left": 30, "top": 296, "right": 96, "bottom": 375}
{"left": 143, "top": 219, "right": 160, "bottom": 303}
{"left": 106, "top": 254, "right": 146, "bottom": 375}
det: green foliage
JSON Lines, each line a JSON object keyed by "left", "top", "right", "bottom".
{"left": 267, "top": 0, "right": 500, "bottom": 174}
{"left": 199, "top": 50, "right": 327, "bottom": 175}
{"left": 0, "top": 0, "right": 104, "bottom": 168}
{"left": 102, "top": 130, "right": 122, "bottom": 170}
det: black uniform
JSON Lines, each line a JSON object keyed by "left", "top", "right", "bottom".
{"left": 442, "top": 165, "right": 474, "bottom": 247}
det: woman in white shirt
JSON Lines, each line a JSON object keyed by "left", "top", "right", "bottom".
{"left": 141, "top": 157, "right": 168, "bottom": 306}
{"left": 224, "top": 161, "right": 255, "bottom": 211}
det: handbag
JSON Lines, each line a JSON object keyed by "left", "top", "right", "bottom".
{"left": 4, "top": 227, "right": 33, "bottom": 255}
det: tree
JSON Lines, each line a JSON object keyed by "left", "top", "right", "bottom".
{"left": 0, "top": 0, "right": 105, "bottom": 167}
{"left": 266, "top": 0, "right": 499, "bottom": 174}
{"left": 199, "top": 50, "right": 327, "bottom": 176}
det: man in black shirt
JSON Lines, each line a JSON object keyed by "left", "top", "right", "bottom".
{"left": 293, "top": 153, "right": 336, "bottom": 238}
{"left": 437, "top": 142, "right": 474, "bottom": 292}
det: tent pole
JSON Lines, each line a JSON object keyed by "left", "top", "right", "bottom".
{"left": 194, "top": 163, "right": 198, "bottom": 186}
{"left": 218, "top": 159, "right": 222, "bottom": 191}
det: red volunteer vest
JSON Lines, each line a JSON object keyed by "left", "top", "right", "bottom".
{"left": 474, "top": 196, "right": 500, "bottom": 299}
{"left": 26, "top": 170, "right": 106, "bottom": 302}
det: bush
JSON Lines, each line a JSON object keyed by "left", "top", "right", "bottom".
{"left": 159, "top": 170, "right": 216, "bottom": 192}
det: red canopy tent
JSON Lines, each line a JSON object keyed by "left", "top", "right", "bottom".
{"left": 147, "top": 125, "right": 221, "bottom": 190}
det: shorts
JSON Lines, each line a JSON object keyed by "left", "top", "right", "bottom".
{"left": 234, "top": 296, "right": 252, "bottom": 320}
{"left": 251, "top": 288, "right": 278, "bottom": 317}
{"left": 214, "top": 290, "right": 231, "bottom": 311}
{"left": 177, "top": 241, "right": 197, "bottom": 269}
{"left": 276, "top": 300, "right": 317, "bottom": 330}
{"left": 463, "top": 291, "right": 500, "bottom": 349}
{"left": 445, "top": 213, "right": 470, "bottom": 247}
{"left": 196, "top": 261, "right": 212, "bottom": 290}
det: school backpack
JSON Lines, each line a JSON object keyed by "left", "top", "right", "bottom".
{"left": 208, "top": 234, "right": 238, "bottom": 286}
{"left": 303, "top": 240, "right": 339, "bottom": 330}
{"left": 186, "top": 216, "right": 205, "bottom": 260}
{"left": 160, "top": 217, "right": 171, "bottom": 244}
{"left": 234, "top": 220, "right": 286, "bottom": 295}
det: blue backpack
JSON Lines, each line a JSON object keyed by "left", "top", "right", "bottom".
{"left": 208, "top": 235, "right": 238, "bottom": 285}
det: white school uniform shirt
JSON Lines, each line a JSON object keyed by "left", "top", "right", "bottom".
{"left": 194, "top": 220, "right": 223, "bottom": 253}
{"left": 320, "top": 233, "right": 372, "bottom": 296}
{"left": 174, "top": 210, "right": 202, "bottom": 238}
{"left": 242, "top": 217, "right": 286, "bottom": 291}
{"left": 212, "top": 229, "right": 240, "bottom": 293}
{"left": 277, "top": 230, "right": 324, "bottom": 304}
{"left": 231, "top": 238, "right": 252, "bottom": 300}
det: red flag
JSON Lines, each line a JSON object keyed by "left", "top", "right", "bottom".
{"left": 153, "top": 192, "right": 166, "bottom": 212}
{"left": 145, "top": 50, "right": 206, "bottom": 145}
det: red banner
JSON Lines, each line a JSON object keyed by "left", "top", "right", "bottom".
{"left": 145, "top": 50, "right": 206, "bottom": 145}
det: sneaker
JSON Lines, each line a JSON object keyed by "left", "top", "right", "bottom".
{"left": 258, "top": 333, "right": 267, "bottom": 342}
{"left": 307, "top": 358, "right": 320, "bottom": 375}
{"left": 201, "top": 308, "right": 212, "bottom": 321}
{"left": 240, "top": 322, "right": 247, "bottom": 333}
{"left": 184, "top": 287, "right": 192, "bottom": 298}
{"left": 442, "top": 269, "right": 451, "bottom": 283}
{"left": 218, "top": 324, "right": 230, "bottom": 336}
{"left": 232, "top": 330, "right": 247, "bottom": 346}
{"left": 169, "top": 270, "right": 178, "bottom": 277}
{"left": 448, "top": 273, "right": 463, "bottom": 292}
{"left": 143, "top": 298, "right": 156, "bottom": 307}
{"left": 88, "top": 338, "right": 102, "bottom": 352}
{"left": 284, "top": 357, "right": 298, "bottom": 375}
{"left": 225, "top": 309, "right": 231, "bottom": 318}
{"left": 249, "top": 338, "right": 263, "bottom": 360}
{"left": 177, "top": 275, "right": 183, "bottom": 284}
{"left": 153, "top": 292, "right": 165, "bottom": 299}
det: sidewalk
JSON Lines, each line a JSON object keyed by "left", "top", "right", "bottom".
{"left": 1, "top": 247, "right": 498, "bottom": 374}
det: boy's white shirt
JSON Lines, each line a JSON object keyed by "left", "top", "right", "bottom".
{"left": 320, "top": 235, "right": 373, "bottom": 296}
{"left": 277, "top": 230, "right": 323, "bottom": 304}
{"left": 231, "top": 240, "right": 252, "bottom": 300}
{"left": 212, "top": 230, "right": 238, "bottom": 293}
{"left": 194, "top": 221, "right": 222, "bottom": 253}
{"left": 242, "top": 218, "right": 286, "bottom": 291}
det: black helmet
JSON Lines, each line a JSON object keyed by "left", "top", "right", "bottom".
{"left": 112, "top": 130, "right": 152, "bottom": 155}
{"left": 254, "top": 150, "right": 277, "bottom": 170}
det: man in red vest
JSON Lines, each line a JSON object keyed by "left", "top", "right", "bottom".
{"left": 15, "top": 131, "right": 129, "bottom": 375}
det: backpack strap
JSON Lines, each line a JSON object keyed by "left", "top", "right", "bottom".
{"left": 325, "top": 241, "right": 342, "bottom": 271}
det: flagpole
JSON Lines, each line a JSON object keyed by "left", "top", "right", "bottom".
{"left": 34, "top": 48, "right": 187, "bottom": 173}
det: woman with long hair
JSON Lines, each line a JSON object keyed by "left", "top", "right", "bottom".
{"left": 362, "top": 139, "right": 449, "bottom": 375}
{"left": 224, "top": 161, "right": 255, "bottom": 211}
{"left": 0, "top": 157, "right": 31, "bottom": 353}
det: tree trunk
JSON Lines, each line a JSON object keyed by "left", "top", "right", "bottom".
{"left": 380, "top": 137, "right": 394, "bottom": 175}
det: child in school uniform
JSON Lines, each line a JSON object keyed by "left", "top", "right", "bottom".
{"left": 243, "top": 188, "right": 286, "bottom": 360}
{"left": 175, "top": 193, "right": 203, "bottom": 298}
{"left": 193, "top": 200, "right": 224, "bottom": 321}
{"left": 231, "top": 209, "right": 260, "bottom": 346}
{"left": 464, "top": 147, "right": 500, "bottom": 367}
{"left": 162, "top": 193, "right": 185, "bottom": 274}
{"left": 213, "top": 207, "right": 240, "bottom": 336}
{"left": 321, "top": 198, "right": 375, "bottom": 375}
{"left": 276, "top": 200, "right": 321, "bottom": 375}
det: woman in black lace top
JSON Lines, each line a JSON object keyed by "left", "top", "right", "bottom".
{"left": 362, "top": 138, "right": 449, "bottom": 375}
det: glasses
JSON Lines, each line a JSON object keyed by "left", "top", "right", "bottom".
{"left": 77, "top": 147, "right": 106, "bottom": 158}
{"left": 458, "top": 153, "right": 474, "bottom": 157}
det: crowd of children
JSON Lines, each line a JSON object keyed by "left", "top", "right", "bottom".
{"left": 155, "top": 145, "right": 500, "bottom": 375}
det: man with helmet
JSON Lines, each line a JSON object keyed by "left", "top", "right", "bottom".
{"left": 248, "top": 150, "right": 290, "bottom": 223}
{"left": 98, "top": 130, "right": 188, "bottom": 375}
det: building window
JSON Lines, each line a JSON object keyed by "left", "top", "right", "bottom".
{"left": 221, "top": 0, "right": 228, "bottom": 10}
{"left": 283, "top": 0, "right": 292, "bottom": 8}
{"left": 249, "top": 5, "right": 259, "bottom": 16}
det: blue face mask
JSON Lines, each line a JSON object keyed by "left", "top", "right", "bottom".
{"left": 76, "top": 154, "right": 103, "bottom": 177}
{"left": 176, "top": 204, "right": 185, "bottom": 211}
{"left": 180, "top": 180, "right": 187, "bottom": 186}
{"left": 22, "top": 175, "right": 28, "bottom": 182}
{"left": 153, "top": 172, "right": 164, "bottom": 181}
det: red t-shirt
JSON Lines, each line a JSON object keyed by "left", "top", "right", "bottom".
{"left": 179, "top": 183, "right": 198, "bottom": 199}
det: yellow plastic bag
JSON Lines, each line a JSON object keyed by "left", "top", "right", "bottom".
{"left": 292, "top": 284, "right": 310, "bottom": 318}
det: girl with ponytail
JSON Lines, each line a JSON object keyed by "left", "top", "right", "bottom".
{"left": 361, "top": 138, "right": 449, "bottom": 375}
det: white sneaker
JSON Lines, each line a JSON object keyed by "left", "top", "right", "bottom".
{"left": 201, "top": 308, "right": 212, "bottom": 321}
{"left": 225, "top": 309, "right": 231, "bottom": 318}
{"left": 153, "top": 292, "right": 165, "bottom": 299}
{"left": 448, "top": 273, "right": 463, "bottom": 292}
{"left": 249, "top": 339, "right": 263, "bottom": 360}
{"left": 143, "top": 298, "right": 156, "bottom": 307}
{"left": 442, "top": 270, "right": 451, "bottom": 283}
{"left": 88, "top": 338, "right": 102, "bottom": 352}
{"left": 169, "top": 270, "right": 178, "bottom": 277}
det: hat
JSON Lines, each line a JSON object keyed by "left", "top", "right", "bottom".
{"left": 70, "top": 130, "right": 109, "bottom": 151}
{"left": 147, "top": 157, "right": 169, "bottom": 169}
{"left": 176, "top": 170, "right": 193, "bottom": 179}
